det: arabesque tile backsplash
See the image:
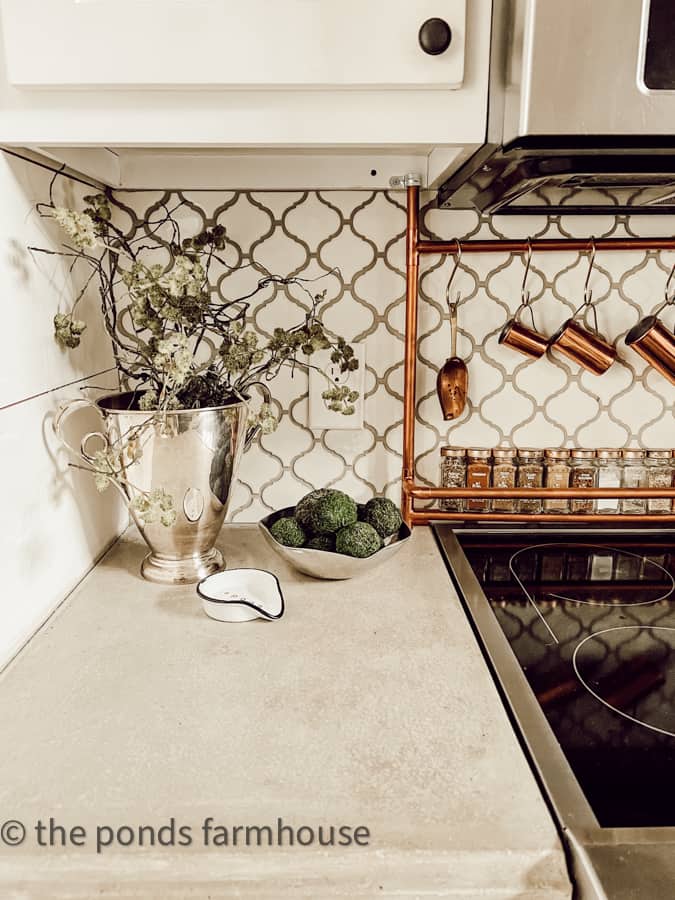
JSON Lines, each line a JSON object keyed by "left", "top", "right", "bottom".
{"left": 117, "top": 189, "right": 675, "bottom": 521}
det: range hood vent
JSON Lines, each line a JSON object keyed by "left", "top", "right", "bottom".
{"left": 439, "top": 0, "right": 675, "bottom": 215}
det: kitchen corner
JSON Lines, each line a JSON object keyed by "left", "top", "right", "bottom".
{"left": 0, "top": 524, "right": 569, "bottom": 899}
{"left": 4, "top": 1, "right": 675, "bottom": 897}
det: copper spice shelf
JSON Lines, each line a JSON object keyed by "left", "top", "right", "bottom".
{"left": 410, "top": 487, "right": 675, "bottom": 499}
{"left": 401, "top": 184, "right": 675, "bottom": 527}
{"left": 410, "top": 511, "right": 675, "bottom": 525}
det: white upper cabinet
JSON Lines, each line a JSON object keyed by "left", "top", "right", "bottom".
{"left": 0, "top": 0, "right": 491, "bottom": 189}
{"left": 1, "top": 0, "right": 466, "bottom": 89}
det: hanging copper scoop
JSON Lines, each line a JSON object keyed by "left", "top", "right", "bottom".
{"left": 437, "top": 299, "right": 468, "bottom": 420}
{"left": 436, "top": 242, "right": 468, "bottom": 419}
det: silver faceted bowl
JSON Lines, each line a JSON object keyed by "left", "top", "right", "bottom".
{"left": 259, "top": 506, "right": 412, "bottom": 580}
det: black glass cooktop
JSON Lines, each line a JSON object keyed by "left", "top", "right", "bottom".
{"left": 455, "top": 530, "right": 675, "bottom": 828}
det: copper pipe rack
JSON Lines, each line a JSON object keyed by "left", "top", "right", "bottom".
{"left": 418, "top": 237, "right": 675, "bottom": 255}
{"left": 401, "top": 183, "right": 675, "bottom": 526}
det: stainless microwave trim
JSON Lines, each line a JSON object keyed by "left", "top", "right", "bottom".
{"left": 438, "top": 0, "right": 675, "bottom": 214}
{"left": 501, "top": 0, "right": 675, "bottom": 141}
{"left": 434, "top": 525, "right": 675, "bottom": 900}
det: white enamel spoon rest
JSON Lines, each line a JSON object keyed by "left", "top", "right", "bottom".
{"left": 197, "top": 569, "right": 285, "bottom": 622}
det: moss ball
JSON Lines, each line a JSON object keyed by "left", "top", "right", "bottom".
{"left": 335, "top": 522, "right": 382, "bottom": 558}
{"left": 295, "top": 489, "right": 331, "bottom": 530}
{"left": 363, "top": 497, "right": 403, "bottom": 538}
{"left": 306, "top": 533, "right": 336, "bottom": 552}
{"left": 269, "top": 516, "right": 306, "bottom": 548}
{"left": 306, "top": 489, "right": 358, "bottom": 535}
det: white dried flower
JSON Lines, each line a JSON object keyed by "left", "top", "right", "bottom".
{"left": 53, "top": 207, "right": 99, "bottom": 250}
{"left": 153, "top": 333, "right": 194, "bottom": 389}
{"left": 138, "top": 389, "right": 159, "bottom": 411}
{"left": 321, "top": 385, "right": 359, "bottom": 415}
{"left": 91, "top": 448, "right": 118, "bottom": 492}
{"left": 131, "top": 488, "right": 176, "bottom": 527}
{"left": 248, "top": 402, "right": 278, "bottom": 435}
{"left": 53, "top": 312, "right": 86, "bottom": 349}
{"left": 165, "top": 255, "right": 204, "bottom": 299}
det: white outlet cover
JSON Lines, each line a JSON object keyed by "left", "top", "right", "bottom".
{"left": 308, "top": 344, "right": 366, "bottom": 431}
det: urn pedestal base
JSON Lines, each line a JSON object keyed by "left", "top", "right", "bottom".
{"left": 141, "top": 548, "right": 224, "bottom": 585}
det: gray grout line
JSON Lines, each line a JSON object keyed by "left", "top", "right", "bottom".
{"left": 0, "top": 366, "right": 118, "bottom": 413}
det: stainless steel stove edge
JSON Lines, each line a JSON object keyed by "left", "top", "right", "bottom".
{"left": 432, "top": 524, "right": 675, "bottom": 900}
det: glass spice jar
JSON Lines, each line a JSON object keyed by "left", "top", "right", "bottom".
{"left": 621, "top": 449, "right": 647, "bottom": 514}
{"left": 646, "top": 449, "right": 673, "bottom": 514}
{"left": 595, "top": 448, "right": 622, "bottom": 515}
{"left": 544, "top": 448, "right": 571, "bottom": 513}
{"left": 492, "top": 447, "right": 517, "bottom": 513}
{"left": 466, "top": 448, "right": 492, "bottom": 512}
{"left": 439, "top": 446, "right": 466, "bottom": 512}
{"left": 570, "top": 449, "right": 596, "bottom": 514}
{"left": 517, "top": 448, "right": 544, "bottom": 514}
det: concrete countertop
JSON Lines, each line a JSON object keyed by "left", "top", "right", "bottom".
{"left": 0, "top": 525, "right": 571, "bottom": 899}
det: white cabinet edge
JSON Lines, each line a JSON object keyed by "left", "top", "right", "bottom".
{"left": 0, "top": 0, "right": 466, "bottom": 89}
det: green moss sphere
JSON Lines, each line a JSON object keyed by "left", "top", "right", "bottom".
{"left": 335, "top": 522, "right": 382, "bottom": 558}
{"left": 306, "top": 489, "right": 358, "bottom": 535}
{"left": 295, "top": 488, "right": 331, "bottom": 530}
{"left": 269, "top": 516, "right": 306, "bottom": 548}
{"left": 363, "top": 497, "right": 403, "bottom": 538}
{"left": 306, "top": 533, "right": 336, "bottom": 552}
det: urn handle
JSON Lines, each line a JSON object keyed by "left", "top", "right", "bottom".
{"left": 53, "top": 397, "right": 107, "bottom": 465}
{"left": 244, "top": 381, "right": 273, "bottom": 451}
{"left": 53, "top": 397, "right": 135, "bottom": 510}
{"left": 80, "top": 430, "right": 112, "bottom": 464}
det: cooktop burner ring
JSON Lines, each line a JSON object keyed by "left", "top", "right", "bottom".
{"left": 572, "top": 625, "right": 675, "bottom": 739}
{"left": 508, "top": 542, "right": 675, "bottom": 645}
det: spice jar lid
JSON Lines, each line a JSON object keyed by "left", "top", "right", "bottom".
{"left": 493, "top": 447, "right": 516, "bottom": 460}
{"left": 646, "top": 449, "right": 672, "bottom": 459}
{"left": 570, "top": 449, "right": 596, "bottom": 459}
{"left": 517, "top": 447, "right": 544, "bottom": 460}
{"left": 467, "top": 448, "right": 491, "bottom": 459}
{"left": 597, "top": 448, "right": 621, "bottom": 459}
{"left": 440, "top": 445, "right": 466, "bottom": 458}
{"left": 622, "top": 448, "right": 646, "bottom": 460}
{"left": 544, "top": 448, "right": 570, "bottom": 460}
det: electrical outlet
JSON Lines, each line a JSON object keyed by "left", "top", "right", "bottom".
{"left": 308, "top": 344, "right": 366, "bottom": 430}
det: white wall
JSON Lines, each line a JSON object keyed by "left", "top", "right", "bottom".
{"left": 0, "top": 150, "right": 125, "bottom": 669}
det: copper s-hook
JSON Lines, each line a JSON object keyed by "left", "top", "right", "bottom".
{"left": 444, "top": 238, "right": 463, "bottom": 311}
{"left": 521, "top": 238, "right": 533, "bottom": 306}
{"left": 664, "top": 260, "right": 675, "bottom": 305}
{"left": 583, "top": 237, "right": 597, "bottom": 305}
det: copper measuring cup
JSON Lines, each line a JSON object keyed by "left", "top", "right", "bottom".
{"left": 624, "top": 264, "right": 675, "bottom": 385}
{"left": 549, "top": 241, "right": 616, "bottom": 375}
{"left": 499, "top": 241, "right": 548, "bottom": 359}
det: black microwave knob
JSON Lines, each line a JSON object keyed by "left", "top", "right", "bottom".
{"left": 418, "top": 18, "right": 452, "bottom": 56}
